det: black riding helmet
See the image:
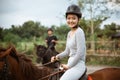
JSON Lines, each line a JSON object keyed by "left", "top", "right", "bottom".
{"left": 66, "top": 4, "right": 82, "bottom": 18}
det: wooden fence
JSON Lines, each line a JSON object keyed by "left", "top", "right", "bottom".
{"left": 57, "top": 40, "right": 120, "bottom": 55}
{"left": 86, "top": 40, "right": 120, "bottom": 55}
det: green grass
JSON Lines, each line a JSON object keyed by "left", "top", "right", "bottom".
{"left": 1, "top": 41, "right": 120, "bottom": 67}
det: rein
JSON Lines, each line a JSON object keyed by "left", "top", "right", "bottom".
{"left": 40, "top": 46, "right": 52, "bottom": 58}
{"left": 42, "top": 61, "right": 53, "bottom": 66}
{"left": 39, "top": 69, "right": 64, "bottom": 80}
{"left": 38, "top": 61, "right": 56, "bottom": 68}
{"left": 39, "top": 43, "right": 55, "bottom": 58}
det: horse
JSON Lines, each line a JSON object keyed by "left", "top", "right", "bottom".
{"left": 87, "top": 67, "right": 120, "bottom": 80}
{"left": 34, "top": 44, "right": 60, "bottom": 68}
{"left": 0, "top": 46, "right": 53, "bottom": 80}
{"left": 34, "top": 44, "right": 61, "bottom": 80}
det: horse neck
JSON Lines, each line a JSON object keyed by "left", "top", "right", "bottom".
{"left": 7, "top": 55, "right": 25, "bottom": 80}
{"left": 88, "top": 68, "right": 120, "bottom": 80}
{"left": 42, "top": 49, "right": 53, "bottom": 63}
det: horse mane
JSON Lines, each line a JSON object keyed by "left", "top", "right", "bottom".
{"left": 18, "top": 54, "right": 34, "bottom": 78}
{"left": 18, "top": 53, "right": 52, "bottom": 80}
{"left": 8, "top": 46, "right": 51, "bottom": 80}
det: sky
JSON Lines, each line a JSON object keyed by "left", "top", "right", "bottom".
{"left": 0, "top": 0, "right": 77, "bottom": 28}
{"left": 0, "top": 0, "right": 120, "bottom": 29}
{"left": 100, "top": 1, "right": 120, "bottom": 28}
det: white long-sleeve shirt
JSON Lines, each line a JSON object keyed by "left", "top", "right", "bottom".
{"left": 57, "top": 27, "right": 86, "bottom": 68}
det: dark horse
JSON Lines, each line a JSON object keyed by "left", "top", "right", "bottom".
{"left": 0, "top": 46, "right": 53, "bottom": 80}
{"left": 35, "top": 44, "right": 60, "bottom": 68}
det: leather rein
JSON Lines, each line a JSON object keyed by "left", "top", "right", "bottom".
{"left": 39, "top": 69, "right": 64, "bottom": 80}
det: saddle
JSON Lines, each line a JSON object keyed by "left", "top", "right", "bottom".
{"left": 79, "top": 68, "right": 88, "bottom": 80}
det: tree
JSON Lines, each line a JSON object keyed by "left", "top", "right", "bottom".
{"left": 78, "top": 0, "right": 111, "bottom": 53}
{"left": 103, "top": 23, "right": 118, "bottom": 38}
{"left": 55, "top": 24, "right": 70, "bottom": 40}
{"left": 0, "top": 27, "right": 4, "bottom": 41}
{"left": 3, "top": 33, "right": 21, "bottom": 45}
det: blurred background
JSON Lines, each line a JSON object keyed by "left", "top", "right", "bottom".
{"left": 0, "top": 0, "right": 120, "bottom": 68}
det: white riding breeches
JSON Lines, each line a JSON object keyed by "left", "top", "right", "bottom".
{"left": 60, "top": 57, "right": 86, "bottom": 80}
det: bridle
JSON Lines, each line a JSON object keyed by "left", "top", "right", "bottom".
{"left": 39, "top": 47, "right": 52, "bottom": 58}
{"left": 0, "top": 56, "right": 12, "bottom": 80}
{"left": 40, "top": 49, "right": 49, "bottom": 58}
{"left": 37, "top": 44, "right": 55, "bottom": 58}
{"left": 0, "top": 48, "right": 13, "bottom": 80}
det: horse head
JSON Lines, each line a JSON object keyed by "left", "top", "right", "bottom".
{"left": 35, "top": 44, "right": 60, "bottom": 68}
{"left": 0, "top": 46, "right": 20, "bottom": 80}
{"left": 35, "top": 44, "right": 51, "bottom": 64}
{"left": 0, "top": 46, "right": 36, "bottom": 80}
{"left": 0, "top": 46, "right": 19, "bottom": 68}
{"left": 35, "top": 44, "right": 47, "bottom": 58}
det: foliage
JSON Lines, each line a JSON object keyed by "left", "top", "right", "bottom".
{"left": 103, "top": 23, "right": 119, "bottom": 38}
{"left": 1, "top": 20, "right": 119, "bottom": 66}
{"left": 0, "top": 27, "right": 4, "bottom": 41}
{"left": 55, "top": 24, "right": 70, "bottom": 40}
{"left": 78, "top": 0, "right": 109, "bottom": 20}
{"left": 1, "top": 19, "right": 119, "bottom": 43}
{"left": 3, "top": 33, "right": 21, "bottom": 45}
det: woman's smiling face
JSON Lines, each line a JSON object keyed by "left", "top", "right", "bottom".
{"left": 66, "top": 14, "right": 79, "bottom": 28}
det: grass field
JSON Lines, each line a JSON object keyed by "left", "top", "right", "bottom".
{"left": 0, "top": 41, "right": 120, "bottom": 67}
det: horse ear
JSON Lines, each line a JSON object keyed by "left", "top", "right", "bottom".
{"left": 6, "top": 47, "right": 12, "bottom": 53}
{"left": 0, "top": 47, "right": 12, "bottom": 58}
{"left": 11, "top": 46, "right": 18, "bottom": 54}
{"left": 10, "top": 46, "right": 19, "bottom": 62}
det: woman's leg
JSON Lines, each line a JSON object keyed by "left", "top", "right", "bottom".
{"left": 60, "top": 62, "right": 86, "bottom": 80}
